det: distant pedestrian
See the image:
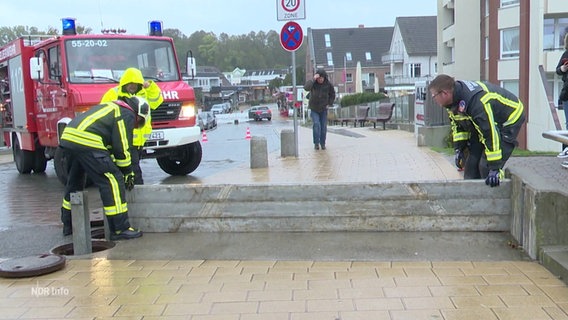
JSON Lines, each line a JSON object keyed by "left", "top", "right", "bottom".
{"left": 429, "top": 74, "right": 525, "bottom": 187}
{"left": 304, "top": 69, "right": 336, "bottom": 150}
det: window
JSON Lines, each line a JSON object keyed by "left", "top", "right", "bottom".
{"left": 485, "top": 37, "right": 489, "bottom": 60}
{"left": 501, "top": 80, "right": 519, "bottom": 97}
{"left": 365, "top": 52, "right": 372, "bottom": 61}
{"left": 48, "top": 46, "right": 61, "bottom": 81}
{"left": 368, "top": 73, "right": 375, "bottom": 87}
{"left": 501, "top": 27, "right": 519, "bottom": 59}
{"left": 326, "top": 52, "right": 334, "bottom": 66}
{"left": 324, "top": 34, "right": 331, "bottom": 48}
{"left": 408, "top": 63, "right": 421, "bottom": 78}
{"left": 500, "top": 0, "right": 519, "bottom": 7}
{"left": 543, "top": 17, "right": 568, "bottom": 50}
{"left": 346, "top": 73, "right": 352, "bottom": 82}
{"left": 345, "top": 52, "right": 352, "bottom": 61}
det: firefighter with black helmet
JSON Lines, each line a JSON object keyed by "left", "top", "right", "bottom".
{"left": 59, "top": 96, "right": 150, "bottom": 239}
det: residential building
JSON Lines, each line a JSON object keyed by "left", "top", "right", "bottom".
{"left": 382, "top": 16, "right": 438, "bottom": 96}
{"left": 305, "top": 26, "right": 394, "bottom": 97}
{"left": 184, "top": 66, "right": 227, "bottom": 93}
{"left": 223, "top": 68, "right": 288, "bottom": 86}
{"left": 437, "top": 0, "right": 568, "bottom": 152}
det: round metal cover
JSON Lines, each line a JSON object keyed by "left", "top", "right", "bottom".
{"left": 0, "top": 254, "right": 66, "bottom": 278}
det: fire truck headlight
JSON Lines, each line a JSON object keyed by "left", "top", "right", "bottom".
{"left": 179, "top": 103, "right": 196, "bottom": 120}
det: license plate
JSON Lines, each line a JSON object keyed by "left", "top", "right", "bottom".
{"left": 149, "top": 131, "right": 164, "bottom": 140}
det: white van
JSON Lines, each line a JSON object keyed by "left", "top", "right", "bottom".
{"left": 210, "top": 104, "right": 225, "bottom": 115}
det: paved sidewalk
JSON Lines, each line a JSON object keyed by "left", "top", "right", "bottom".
{"left": 2, "top": 126, "right": 568, "bottom": 319}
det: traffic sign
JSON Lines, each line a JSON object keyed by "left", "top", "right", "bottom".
{"left": 277, "top": 0, "right": 306, "bottom": 21}
{"left": 280, "top": 21, "right": 303, "bottom": 52}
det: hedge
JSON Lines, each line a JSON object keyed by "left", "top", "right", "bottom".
{"left": 339, "top": 92, "right": 388, "bottom": 107}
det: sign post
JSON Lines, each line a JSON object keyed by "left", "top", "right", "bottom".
{"left": 280, "top": 21, "right": 303, "bottom": 158}
{"left": 277, "top": 0, "right": 305, "bottom": 158}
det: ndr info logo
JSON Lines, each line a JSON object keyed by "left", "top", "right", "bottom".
{"left": 31, "top": 281, "right": 70, "bottom": 297}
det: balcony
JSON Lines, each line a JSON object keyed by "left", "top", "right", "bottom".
{"left": 381, "top": 53, "right": 404, "bottom": 64}
{"left": 384, "top": 75, "right": 432, "bottom": 86}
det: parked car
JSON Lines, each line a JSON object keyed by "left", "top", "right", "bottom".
{"left": 210, "top": 103, "right": 225, "bottom": 115}
{"left": 248, "top": 106, "right": 272, "bottom": 121}
{"left": 201, "top": 111, "right": 217, "bottom": 129}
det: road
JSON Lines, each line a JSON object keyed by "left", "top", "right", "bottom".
{"left": 0, "top": 104, "right": 294, "bottom": 227}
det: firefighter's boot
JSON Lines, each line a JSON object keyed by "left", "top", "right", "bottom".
{"left": 61, "top": 209, "right": 72, "bottom": 236}
{"left": 107, "top": 212, "right": 142, "bottom": 240}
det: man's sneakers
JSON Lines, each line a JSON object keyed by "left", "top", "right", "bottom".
{"left": 111, "top": 227, "right": 143, "bottom": 240}
{"left": 562, "top": 161, "right": 568, "bottom": 169}
{"left": 558, "top": 147, "right": 568, "bottom": 158}
{"left": 314, "top": 144, "right": 326, "bottom": 150}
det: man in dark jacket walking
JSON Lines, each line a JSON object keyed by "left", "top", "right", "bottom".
{"left": 59, "top": 96, "right": 149, "bottom": 239}
{"left": 428, "top": 74, "right": 525, "bottom": 187}
{"left": 304, "top": 69, "right": 336, "bottom": 150}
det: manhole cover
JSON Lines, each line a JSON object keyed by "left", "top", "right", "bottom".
{"left": 0, "top": 254, "right": 66, "bottom": 278}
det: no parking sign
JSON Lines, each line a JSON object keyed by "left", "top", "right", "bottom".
{"left": 280, "top": 21, "right": 303, "bottom": 52}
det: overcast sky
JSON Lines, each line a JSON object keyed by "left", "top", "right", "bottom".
{"left": 3, "top": 0, "right": 437, "bottom": 36}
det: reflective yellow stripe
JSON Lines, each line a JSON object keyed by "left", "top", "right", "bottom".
{"left": 453, "top": 132, "right": 469, "bottom": 142}
{"left": 61, "top": 128, "right": 107, "bottom": 150}
{"left": 103, "top": 172, "right": 128, "bottom": 216}
{"left": 62, "top": 199, "right": 71, "bottom": 210}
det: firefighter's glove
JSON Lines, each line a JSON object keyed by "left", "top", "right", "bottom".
{"left": 454, "top": 149, "right": 465, "bottom": 169}
{"left": 485, "top": 169, "right": 504, "bottom": 187}
{"left": 124, "top": 172, "right": 135, "bottom": 191}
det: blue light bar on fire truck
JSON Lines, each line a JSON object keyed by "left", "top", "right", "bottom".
{"left": 148, "top": 21, "right": 163, "bottom": 36}
{"left": 61, "top": 18, "right": 77, "bottom": 35}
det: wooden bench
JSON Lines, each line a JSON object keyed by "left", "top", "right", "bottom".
{"left": 366, "top": 102, "right": 395, "bottom": 130}
{"left": 337, "top": 106, "right": 369, "bottom": 127}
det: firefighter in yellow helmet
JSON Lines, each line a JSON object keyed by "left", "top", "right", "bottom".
{"left": 101, "top": 67, "right": 163, "bottom": 185}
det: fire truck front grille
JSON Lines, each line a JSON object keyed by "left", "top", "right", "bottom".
{"left": 151, "top": 102, "right": 181, "bottom": 121}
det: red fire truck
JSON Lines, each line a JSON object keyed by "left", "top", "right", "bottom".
{"left": 0, "top": 19, "right": 202, "bottom": 184}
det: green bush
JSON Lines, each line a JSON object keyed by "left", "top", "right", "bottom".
{"left": 339, "top": 92, "right": 387, "bottom": 107}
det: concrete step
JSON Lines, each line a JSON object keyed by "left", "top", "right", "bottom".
{"left": 127, "top": 180, "right": 511, "bottom": 233}
{"left": 540, "top": 246, "right": 568, "bottom": 283}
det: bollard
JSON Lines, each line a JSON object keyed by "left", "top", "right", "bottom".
{"left": 70, "top": 191, "right": 92, "bottom": 255}
{"left": 281, "top": 129, "right": 295, "bottom": 157}
{"left": 103, "top": 214, "right": 111, "bottom": 242}
{"left": 250, "top": 136, "right": 268, "bottom": 168}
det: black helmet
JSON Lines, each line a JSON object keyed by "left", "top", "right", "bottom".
{"left": 120, "top": 96, "right": 150, "bottom": 128}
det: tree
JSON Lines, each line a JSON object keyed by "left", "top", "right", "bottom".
{"left": 0, "top": 24, "right": 92, "bottom": 45}
{"left": 0, "top": 24, "right": 306, "bottom": 78}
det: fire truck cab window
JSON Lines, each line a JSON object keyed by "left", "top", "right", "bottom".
{"left": 48, "top": 46, "right": 61, "bottom": 80}
{"left": 65, "top": 38, "right": 179, "bottom": 83}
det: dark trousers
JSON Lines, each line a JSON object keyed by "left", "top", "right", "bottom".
{"left": 463, "top": 119, "right": 523, "bottom": 180}
{"left": 61, "top": 148, "right": 130, "bottom": 232}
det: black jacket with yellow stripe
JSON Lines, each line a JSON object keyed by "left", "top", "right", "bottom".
{"left": 60, "top": 101, "right": 135, "bottom": 173}
{"left": 446, "top": 80, "right": 525, "bottom": 169}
